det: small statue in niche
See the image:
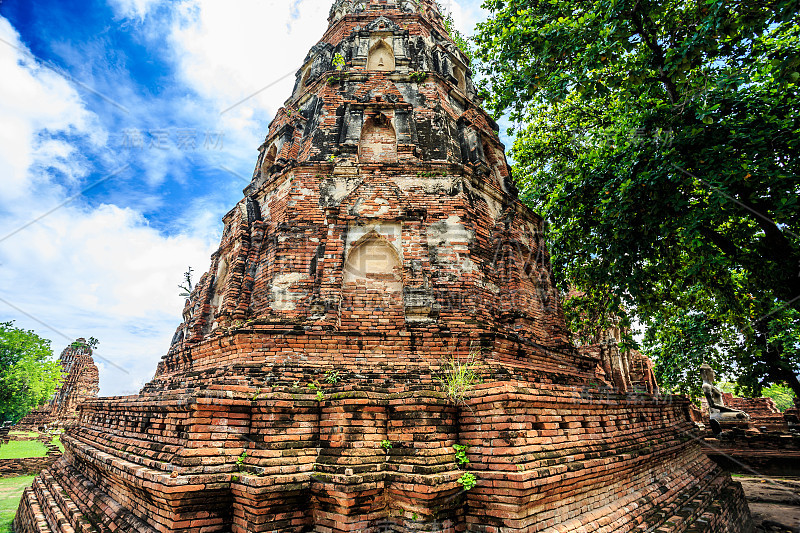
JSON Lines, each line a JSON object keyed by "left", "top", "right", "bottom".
{"left": 400, "top": 0, "right": 418, "bottom": 12}
{"left": 700, "top": 363, "right": 749, "bottom": 434}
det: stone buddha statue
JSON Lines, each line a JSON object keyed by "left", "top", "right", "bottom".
{"left": 700, "top": 363, "right": 749, "bottom": 434}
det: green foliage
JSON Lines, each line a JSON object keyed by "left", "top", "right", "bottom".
{"left": 416, "top": 170, "right": 448, "bottom": 178}
{"left": 457, "top": 472, "right": 477, "bottom": 491}
{"left": 642, "top": 309, "right": 742, "bottom": 399}
{"left": 236, "top": 451, "right": 247, "bottom": 471}
{"left": 332, "top": 53, "right": 346, "bottom": 71}
{"left": 564, "top": 286, "right": 632, "bottom": 348}
{"left": 453, "top": 444, "right": 470, "bottom": 466}
{"left": 381, "top": 439, "right": 392, "bottom": 450}
{"left": 308, "top": 377, "right": 325, "bottom": 401}
{"left": 409, "top": 71, "right": 428, "bottom": 83}
{"left": 437, "top": 348, "right": 482, "bottom": 404}
{"left": 0, "top": 322, "right": 63, "bottom": 424}
{"left": 325, "top": 370, "right": 340, "bottom": 384}
{"left": 762, "top": 383, "right": 797, "bottom": 411}
{"left": 327, "top": 72, "right": 349, "bottom": 86}
{"left": 475, "top": 0, "right": 800, "bottom": 397}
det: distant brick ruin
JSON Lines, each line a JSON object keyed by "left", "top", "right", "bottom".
{"left": 16, "top": 1, "right": 753, "bottom": 531}
{"left": 15, "top": 338, "right": 99, "bottom": 431}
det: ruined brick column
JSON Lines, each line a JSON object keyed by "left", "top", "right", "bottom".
{"left": 15, "top": 1, "right": 753, "bottom": 531}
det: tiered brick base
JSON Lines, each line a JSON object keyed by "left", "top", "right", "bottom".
{"left": 15, "top": 333, "right": 752, "bottom": 533}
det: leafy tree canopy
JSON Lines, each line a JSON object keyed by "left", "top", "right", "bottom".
{"left": 0, "top": 322, "right": 63, "bottom": 423}
{"left": 475, "top": 0, "right": 800, "bottom": 397}
{"left": 762, "top": 383, "right": 797, "bottom": 411}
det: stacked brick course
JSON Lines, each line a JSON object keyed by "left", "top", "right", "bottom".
{"left": 16, "top": 1, "right": 752, "bottom": 531}
{"left": 15, "top": 339, "right": 100, "bottom": 431}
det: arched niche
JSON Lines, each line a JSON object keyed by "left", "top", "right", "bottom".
{"left": 261, "top": 144, "right": 277, "bottom": 175}
{"left": 482, "top": 139, "right": 502, "bottom": 181}
{"left": 343, "top": 237, "right": 402, "bottom": 291}
{"left": 453, "top": 64, "right": 467, "bottom": 93}
{"left": 367, "top": 40, "right": 395, "bottom": 71}
{"left": 359, "top": 114, "right": 397, "bottom": 164}
{"left": 210, "top": 258, "right": 229, "bottom": 314}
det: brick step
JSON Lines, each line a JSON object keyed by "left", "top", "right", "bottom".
{"left": 47, "top": 461, "right": 157, "bottom": 533}
{"left": 31, "top": 475, "right": 76, "bottom": 533}
{"left": 13, "top": 488, "right": 53, "bottom": 533}
{"left": 64, "top": 432, "right": 179, "bottom": 476}
{"left": 35, "top": 468, "right": 95, "bottom": 533}
{"left": 70, "top": 426, "right": 180, "bottom": 471}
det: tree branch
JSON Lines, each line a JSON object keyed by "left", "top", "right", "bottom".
{"left": 628, "top": 0, "right": 680, "bottom": 104}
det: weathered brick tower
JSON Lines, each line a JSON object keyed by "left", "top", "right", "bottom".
{"left": 15, "top": 338, "right": 99, "bottom": 430}
{"left": 15, "top": 1, "right": 753, "bottom": 531}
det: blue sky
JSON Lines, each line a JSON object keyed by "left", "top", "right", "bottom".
{"left": 0, "top": 0, "right": 492, "bottom": 396}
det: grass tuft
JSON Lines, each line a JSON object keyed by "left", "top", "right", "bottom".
{"left": 437, "top": 346, "right": 482, "bottom": 404}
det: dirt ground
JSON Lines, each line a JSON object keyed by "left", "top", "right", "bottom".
{"left": 737, "top": 476, "right": 800, "bottom": 532}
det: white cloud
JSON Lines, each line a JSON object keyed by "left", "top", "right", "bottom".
{"left": 440, "top": 0, "right": 488, "bottom": 36}
{"left": 161, "top": 0, "right": 330, "bottom": 177}
{"left": 107, "top": 0, "right": 161, "bottom": 20}
{"left": 0, "top": 19, "right": 100, "bottom": 202}
{"left": 104, "top": 0, "right": 331, "bottom": 188}
{"left": 168, "top": 0, "right": 328, "bottom": 115}
{"left": 0, "top": 16, "right": 218, "bottom": 396}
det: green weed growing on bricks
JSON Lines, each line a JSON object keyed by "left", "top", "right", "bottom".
{"left": 457, "top": 472, "right": 477, "bottom": 491}
{"left": 437, "top": 344, "right": 482, "bottom": 404}
{"left": 453, "top": 444, "right": 470, "bottom": 465}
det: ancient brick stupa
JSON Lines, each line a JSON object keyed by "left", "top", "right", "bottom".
{"left": 16, "top": 1, "right": 753, "bottom": 531}
{"left": 15, "top": 338, "right": 99, "bottom": 431}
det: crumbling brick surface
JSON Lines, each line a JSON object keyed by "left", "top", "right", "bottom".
{"left": 15, "top": 1, "right": 752, "bottom": 531}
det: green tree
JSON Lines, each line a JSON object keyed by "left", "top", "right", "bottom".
{"left": 0, "top": 322, "right": 63, "bottom": 423}
{"left": 475, "top": 0, "right": 800, "bottom": 396}
{"left": 762, "top": 383, "right": 797, "bottom": 411}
